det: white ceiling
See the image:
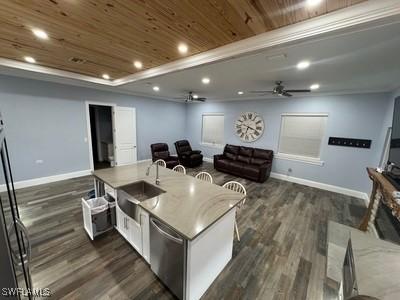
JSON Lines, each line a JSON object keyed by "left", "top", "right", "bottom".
{"left": 117, "top": 21, "right": 400, "bottom": 101}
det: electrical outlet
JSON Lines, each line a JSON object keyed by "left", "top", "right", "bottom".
{"left": 35, "top": 159, "right": 44, "bottom": 164}
{"left": 84, "top": 137, "right": 88, "bottom": 143}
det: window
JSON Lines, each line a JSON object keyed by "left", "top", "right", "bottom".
{"left": 278, "top": 113, "right": 327, "bottom": 164}
{"left": 202, "top": 114, "right": 224, "bottom": 146}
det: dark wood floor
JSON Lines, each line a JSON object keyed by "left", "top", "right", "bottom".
{"left": 13, "top": 162, "right": 366, "bottom": 299}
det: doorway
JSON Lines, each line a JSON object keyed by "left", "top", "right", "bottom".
{"left": 88, "top": 104, "right": 114, "bottom": 170}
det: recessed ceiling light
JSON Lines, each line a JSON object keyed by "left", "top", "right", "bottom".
{"left": 306, "top": 0, "right": 322, "bottom": 7}
{"left": 202, "top": 77, "right": 210, "bottom": 84}
{"left": 102, "top": 74, "right": 110, "bottom": 80}
{"left": 24, "top": 56, "right": 36, "bottom": 63}
{"left": 237, "top": 91, "right": 244, "bottom": 95}
{"left": 193, "top": 94, "right": 199, "bottom": 99}
{"left": 297, "top": 60, "right": 310, "bottom": 70}
{"left": 32, "top": 28, "right": 48, "bottom": 40}
{"left": 133, "top": 60, "right": 143, "bottom": 69}
{"left": 178, "top": 43, "right": 188, "bottom": 54}
{"left": 310, "top": 83, "right": 320, "bottom": 90}
{"left": 153, "top": 86, "right": 160, "bottom": 91}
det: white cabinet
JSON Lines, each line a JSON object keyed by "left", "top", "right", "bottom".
{"left": 140, "top": 211, "right": 150, "bottom": 263}
{"left": 116, "top": 205, "right": 128, "bottom": 239}
{"left": 104, "top": 184, "right": 116, "bottom": 199}
{"left": 129, "top": 219, "right": 142, "bottom": 253}
{"left": 116, "top": 204, "right": 143, "bottom": 254}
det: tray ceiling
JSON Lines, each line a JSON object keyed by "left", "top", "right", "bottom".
{"left": 0, "top": 0, "right": 365, "bottom": 80}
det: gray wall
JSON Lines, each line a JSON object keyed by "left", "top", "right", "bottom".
{"left": 185, "top": 93, "right": 392, "bottom": 193}
{"left": 0, "top": 72, "right": 395, "bottom": 194}
{"left": 0, "top": 75, "right": 186, "bottom": 181}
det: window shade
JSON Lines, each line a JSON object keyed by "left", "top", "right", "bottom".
{"left": 202, "top": 114, "right": 224, "bottom": 145}
{"left": 278, "top": 114, "right": 327, "bottom": 159}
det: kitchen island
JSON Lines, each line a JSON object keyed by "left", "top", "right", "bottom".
{"left": 93, "top": 162, "right": 245, "bottom": 300}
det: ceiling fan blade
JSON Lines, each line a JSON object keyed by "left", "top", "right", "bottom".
{"left": 282, "top": 91, "right": 293, "bottom": 97}
{"left": 249, "top": 91, "right": 273, "bottom": 93}
{"left": 196, "top": 98, "right": 207, "bottom": 102}
{"left": 285, "top": 89, "right": 311, "bottom": 93}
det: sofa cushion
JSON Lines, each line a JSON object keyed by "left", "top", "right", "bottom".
{"left": 151, "top": 143, "right": 168, "bottom": 152}
{"left": 190, "top": 153, "right": 203, "bottom": 160}
{"left": 253, "top": 148, "right": 273, "bottom": 160}
{"left": 251, "top": 157, "right": 267, "bottom": 166}
{"left": 215, "top": 159, "right": 232, "bottom": 170}
{"left": 239, "top": 146, "right": 253, "bottom": 157}
{"left": 242, "top": 164, "right": 261, "bottom": 177}
{"left": 237, "top": 155, "right": 251, "bottom": 164}
{"left": 155, "top": 151, "right": 169, "bottom": 160}
{"left": 180, "top": 145, "right": 192, "bottom": 153}
{"left": 225, "top": 152, "right": 237, "bottom": 161}
{"left": 175, "top": 140, "right": 193, "bottom": 154}
{"left": 165, "top": 160, "right": 179, "bottom": 169}
{"left": 230, "top": 161, "right": 245, "bottom": 173}
{"left": 224, "top": 144, "right": 239, "bottom": 154}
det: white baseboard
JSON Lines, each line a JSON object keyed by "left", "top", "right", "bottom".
{"left": 135, "top": 158, "right": 152, "bottom": 164}
{"left": 203, "top": 157, "right": 213, "bottom": 163}
{"left": 1, "top": 159, "right": 153, "bottom": 192}
{"left": 270, "top": 172, "right": 369, "bottom": 203}
{"left": 0, "top": 169, "right": 92, "bottom": 192}
{"left": 204, "top": 157, "right": 368, "bottom": 202}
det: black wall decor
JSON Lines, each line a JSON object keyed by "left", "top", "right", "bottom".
{"left": 328, "top": 137, "right": 371, "bottom": 149}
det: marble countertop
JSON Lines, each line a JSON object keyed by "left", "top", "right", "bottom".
{"left": 351, "top": 229, "right": 400, "bottom": 299}
{"left": 93, "top": 162, "right": 245, "bottom": 240}
{"left": 326, "top": 221, "right": 400, "bottom": 299}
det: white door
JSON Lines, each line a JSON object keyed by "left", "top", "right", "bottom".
{"left": 113, "top": 107, "right": 137, "bottom": 166}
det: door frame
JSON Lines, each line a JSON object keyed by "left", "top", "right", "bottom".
{"left": 85, "top": 101, "right": 116, "bottom": 171}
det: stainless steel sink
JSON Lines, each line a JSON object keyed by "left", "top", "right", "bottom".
{"left": 120, "top": 180, "right": 165, "bottom": 202}
{"left": 117, "top": 181, "right": 165, "bottom": 222}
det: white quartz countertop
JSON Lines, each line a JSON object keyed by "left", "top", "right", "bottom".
{"left": 93, "top": 162, "right": 245, "bottom": 240}
{"left": 326, "top": 221, "right": 400, "bottom": 299}
{"left": 351, "top": 229, "right": 400, "bottom": 299}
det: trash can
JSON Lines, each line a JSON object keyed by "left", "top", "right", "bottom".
{"left": 82, "top": 195, "right": 115, "bottom": 240}
{"left": 105, "top": 194, "right": 116, "bottom": 227}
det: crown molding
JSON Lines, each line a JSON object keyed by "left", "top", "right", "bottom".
{"left": 0, "top": 58, "right": 112, "bottom": 85}
{"left": 0, "top": 0, "right": 399, "bottom": 87}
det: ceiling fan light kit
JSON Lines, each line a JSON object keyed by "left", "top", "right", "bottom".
{"left": 177, "top": 91, "right": 207, "bottom": 103}
{"left": 250, "top": 81, "right": 312, "bottom": 97}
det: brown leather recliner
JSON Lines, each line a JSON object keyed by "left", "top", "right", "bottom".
{"left": 174, "top": 140, "right": 203, "bottom": 167}
{"left": 150, "top": 143, "right": 179, "bottom": 169}
{"left": 214, "top": 144, "right": 273, "bottom": 182}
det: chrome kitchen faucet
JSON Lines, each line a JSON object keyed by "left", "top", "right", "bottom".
{"left": 146, "top": 162, "right": 160, "bottom": 185}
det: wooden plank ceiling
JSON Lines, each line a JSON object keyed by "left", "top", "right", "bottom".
{"left": 0, "top": 0, "right": 365, "bottom": 80}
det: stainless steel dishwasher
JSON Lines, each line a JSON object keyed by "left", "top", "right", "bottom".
{"left": 150, "top": 217, "right": 186, "bottom": 300}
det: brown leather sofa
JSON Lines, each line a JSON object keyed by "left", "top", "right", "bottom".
{"left": 150, "top": 143, "right": 179, "bottom": 169}
{"left": 214, "top": 144, "right": 273, "bottom": 182}
{"left": 174, "top": 140, "right": 203, "bottom": 167}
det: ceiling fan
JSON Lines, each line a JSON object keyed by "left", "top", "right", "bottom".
{"left": 176, "top": 91, "right": 207, "bottom": 103}
{"left": 250, "top": 81, "right": 311, "bottom": 97}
